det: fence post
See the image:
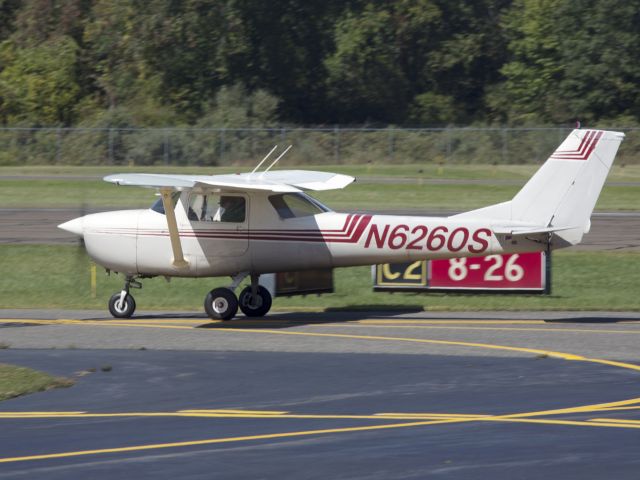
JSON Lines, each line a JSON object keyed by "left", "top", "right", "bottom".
{"left": 56, "top": 127, "right": 62, "bottom": 165}
{"left": 163, "top": 128, "right": 170, "bottom": 166}
{"left": 388, "top": 128, "right": 395, "bottom": 162}
{"left": 334, "top": 125, "right": 340, "bottom": 164}
{"left": 108, "top": 128, "right": 115, "bottom": 165}
{"left": 502, "top": 128, "right": 508, "bottom": 164}
{"left": 219, "top": 128, "right": 225, "bottom": 165}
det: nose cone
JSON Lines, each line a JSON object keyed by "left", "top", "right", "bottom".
{"left": 58, "top": 217, "right": 84, "bottom": 237}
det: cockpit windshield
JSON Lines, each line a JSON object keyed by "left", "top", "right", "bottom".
{"left": 268, "top": 192, "right": 331, "bottom": 219}
{"left": 150, "top": 191, "right": 181, "bottom": 215}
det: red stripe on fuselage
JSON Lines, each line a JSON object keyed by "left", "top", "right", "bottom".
{"left": 105, "top": 214, "right": 374, "bottom": 244}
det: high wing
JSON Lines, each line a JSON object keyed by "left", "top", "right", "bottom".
{"left": 103, "top": 170, "right": 355, "bottom": 193}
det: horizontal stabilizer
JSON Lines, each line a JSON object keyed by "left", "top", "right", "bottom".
{"left": 492, "top": 225, "right": 580, "bottom": 236}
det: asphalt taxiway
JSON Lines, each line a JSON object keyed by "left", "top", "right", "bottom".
{"left": 2, "top": 208, "right": 640, "bottom": 251}
{"left": 1, "top": 310, "right": 639, "bottom": 479}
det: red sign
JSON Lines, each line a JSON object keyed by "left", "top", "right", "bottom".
{"left": 429, "top": 252, "right": 546, "bottom": 290}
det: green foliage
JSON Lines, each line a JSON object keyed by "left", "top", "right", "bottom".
{"left": 497, "top": 0, "right": 640, "bottom": 124}
{"left": 0, "top": 245, "right": 639, "bottom": 311}
{"left": 0, "top": 36, "right": 80, "bottom": 124}
{"left": 325, "top": 5, "right": 409, "bottom": 123}
{"left": 408, "top": 92, "right": 458, "bottom": 125}
{"left": 0, "top": 0, "right": 639, "bottom": 128}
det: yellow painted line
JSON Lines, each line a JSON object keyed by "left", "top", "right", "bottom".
{"left": 19, "top": 318, "right": 640, "bottom": 375}
{"left": 479, "top": 417, "right": 640, "bottom": 429}
{"left": 178, "top": 409, "right": 287, "bottom": 415}
{"left": 0, "top": 418, "right": 466, "bottom": 464}
{"left": 325, "top": 324, "right": 640, "bottom": 335}
{"left": 589, "top": 406, "right": 640, "bottom": 412}
{"left": 0, "top": 411, "right": 469, "bottom": 421}
{"left": 497, "top": 396, "right": 640, "bottom": 419}
{"left": 64, "top": 320, "right": 590, "bottom": 361}
{"left": 4, "top": 317, "right": 639, "bottom": 336}
{"left": 374, "top": 414, "right": 640, "bottom": 429}
{"left": 3, "top": 412, "right": 640, "bottom": 464}
{"left": 375, "top": 413, "right": 492, "bottom": 418}
{"left": 358, "top": 319, "right": 547, "bottom": 325}
{"left": 0, "top": 411, "right": 86, "bottom": 416}
{"left": 589, "top": 418, "right": 640, "bottom": 425}
{"left": 6, "top": 409, "right": 640, "bottom": 429}
{"left": 0, "top": 413, "right": 189, "bottom": 419}
{"left": 8, "top": 318, "right": 640, "bottom": 408}
{"left": 3, "top": 315, "right": 640, "bottom": 464}
{"left": 105, "top": 319, "right": 207, "bottom": 324}
{"left": 0, "top": 319, "right": 79, "bottom": 325}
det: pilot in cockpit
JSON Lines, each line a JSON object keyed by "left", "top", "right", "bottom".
{"left": 214, "top": 196, "right": 244, "bottom": 222}
{"left": 188, "top": 194, "right": 244, "bottom": 222}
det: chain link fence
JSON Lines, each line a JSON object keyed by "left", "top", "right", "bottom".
{"left": 1, "top": 126, "right": 639, "bottom": 166}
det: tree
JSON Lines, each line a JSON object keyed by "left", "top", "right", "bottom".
{"left": 0, "top": 36, "right": 81, "bottom": 125}
{"left": 83, "top": 0, "right": 155, "bottom": 111}
{"left": 325, "top": 0, "right": 510, "bottom": 125}
{"left": 325, "top": 4, "right": 409, "bottom": 123}
{"left": 496, "top": 0, "right": 640, "bottom": 124}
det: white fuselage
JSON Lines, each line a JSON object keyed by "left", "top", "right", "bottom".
{"left": 72, "top": 190, "right": 544, "bottom": 278}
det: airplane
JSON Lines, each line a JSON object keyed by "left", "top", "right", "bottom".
{"left": 58, "top": 129, "right": 624, "bottom": 320}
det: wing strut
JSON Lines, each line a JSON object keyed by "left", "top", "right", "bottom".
{"left": 160, "top": 188, "right": 188, "bottom": 268}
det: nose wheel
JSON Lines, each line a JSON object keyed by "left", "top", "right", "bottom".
{"left": 108, "top": 292, "right": 136, "bottom": 318}
{"left": 108, "top": 275, "right": 141, "bottom": 318}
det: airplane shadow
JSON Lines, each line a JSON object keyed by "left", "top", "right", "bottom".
{"left": 81, "top": 310, "right": 639, "bottom": 330}
{"left": 198, "top": 310, "right": 639, "bottom": 330}
{"left": 544, "top": 316, "right": 640, "bottom": 324}
{"left": 198, "top": 307, "right": 425, "bottom": 330}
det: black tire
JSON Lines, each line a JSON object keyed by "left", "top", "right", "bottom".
{"left": 204, "top": 288, "right": 238, "bottom": 320}
{"left": 108, "top": 293, "right": 136, "bottom": 318}
{"left": 238, "top": 286, "right": 272, "bottom": 317}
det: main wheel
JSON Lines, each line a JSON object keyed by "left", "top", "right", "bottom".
{"left": 204, "top": 288, "right": 238, "bottom": 320}
{"left": 108, "top": 293, "right": 136, "bottom": 318}
{"left": 238, "top": 286, "right": 272, "bottom": 317}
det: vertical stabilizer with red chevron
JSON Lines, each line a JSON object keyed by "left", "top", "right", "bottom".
{"left": 453, "top": 129, "right": 625, "bottom": 247}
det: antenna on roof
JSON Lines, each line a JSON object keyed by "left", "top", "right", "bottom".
{"left": 261, "top": 145, "right": 292, "bottom": 176}
{"left": 248, "top": 145, "right": 278, "bottom": 179}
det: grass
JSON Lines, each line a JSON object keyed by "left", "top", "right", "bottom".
{"left": 1, "top": 177, "right": 637, "bottom": 211}
{"left": 2, "top": 164, "right": 640, "bottom": 182}
{"left": 0, "top": 363, "right": 74, "bottom": 402}
{"left": 0, "top": 245, "right": 638, "bottom": 311}
{"left": 0, "top": 164, "right": 637, "bottom": 312}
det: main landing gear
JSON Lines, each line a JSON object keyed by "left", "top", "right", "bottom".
{"left": 106, "top": 273, "right": 272, "bottom": 321}
{"left": 204, "top": 273, "right": 272, "bottom": 321}
{"left": 108, "top": 275, "right": 141, "bottom": 318}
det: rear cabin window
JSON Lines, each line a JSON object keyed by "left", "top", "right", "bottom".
{"left": 268, "top": 193, "right": 330, "bottom": 219}
{"left": 150, "top": 191, "right": 181, "bottom": 214}
{"left": 188, "top": 194, "right": 246, "bottom": 223}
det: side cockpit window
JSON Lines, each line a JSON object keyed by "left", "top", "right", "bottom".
{"left": 268, "top": 193, "right": 330, "bottom": 219}
{"left": 188, "top": 194, "right": 246, "bottom": 223}
{"left": 150, "top": 191, "right": 180, "bottom": 215}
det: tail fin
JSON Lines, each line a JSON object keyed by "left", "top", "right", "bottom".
{"left": 453, "top": 129, "right": 625, "bottom": 245}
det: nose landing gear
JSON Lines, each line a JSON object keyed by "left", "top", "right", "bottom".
{"left": 108, "top": 276, "right": 141, "bottom": 318}
{"left": 204, "top": 273, "right": 272, "bottom": 321}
